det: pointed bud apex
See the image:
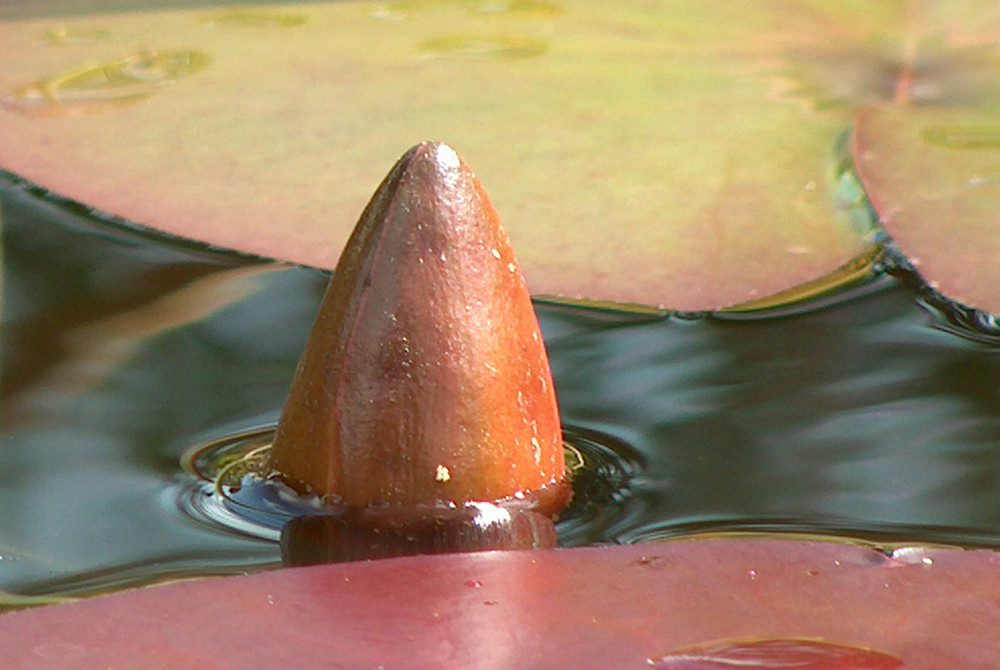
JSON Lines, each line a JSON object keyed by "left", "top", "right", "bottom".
{"left": 270, "top": 142, "right": 568, "bottom": 515}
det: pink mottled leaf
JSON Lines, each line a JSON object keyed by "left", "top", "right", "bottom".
{"left": 1, "top": 540, "right": 998, "bottom": 669}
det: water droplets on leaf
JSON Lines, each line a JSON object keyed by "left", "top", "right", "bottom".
{"left": 43, "top": 25, "right": 112, "bottom": 45}
{"left": 374, "top": 0, "right": 561, "bottom": 20}
{"left": 649, "top": 638, "right": 903, "bottom": 669}
{"left": 921, "top": 124, "right": 1000, "bottom": 150}
{"left": 1, "top": 49, "right": 210, "bottom": 118}
{"left": 418, "top": 35, "right": 548, "bottom": 59}
{"left": 198, "top": 11, "right": 308, "bottom": 28}
{"left": 468, "top": 0, "right": 563, "bottom": 17}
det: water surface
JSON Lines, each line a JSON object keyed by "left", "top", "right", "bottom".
{"left": 2, "top": 172, "right": 1000, "bottom": 604}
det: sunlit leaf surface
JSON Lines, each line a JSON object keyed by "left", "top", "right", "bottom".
{"left": 4, "top": 2, "right": 1000, "bottom": 309}
{"left": 853, "top": 105, "right": 1000, "bottom": 313}
{"left": 0, "top": 0, "right": 899, "bottom": 310}
{"left": 1, "top": 540, "right": 998, "bottom": 668}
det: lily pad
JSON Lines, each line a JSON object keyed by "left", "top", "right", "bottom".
{"left": 1, "top": 539, "right": 998, "bottom": 668}
{"left": 0, "top": 0, "right": 883, "bottom": 310}
{"left": 853, "top": 104, "right": 1000, "bottom": 313}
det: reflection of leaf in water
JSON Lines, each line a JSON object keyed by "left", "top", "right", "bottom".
{"left": 0, "top": 49, "right": 210, "bottom": 118}
{"left": 0, "top": 590, "right": 76, "bottom": 613}
{"left": 0, "top": 539, "right": 79, "bottom": 606}
{"left": 6, "top": 264, "right": 279, "bottom": 428}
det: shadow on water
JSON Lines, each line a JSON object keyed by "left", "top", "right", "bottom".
{"left": 3, "top": 172, "right": 1000, "bottom": 601}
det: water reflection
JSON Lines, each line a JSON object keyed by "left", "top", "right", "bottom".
{"left": 174, "top": 424, "right": 639, "bottom": 547}
{"left": 546, "top": 275, "right": 1000, "bottom": 544}
{"left": 0, "top": 175, "right": 321, "bottom": 597}
{"left": 3, "top": 173, "right": 1000, "bottom": 602}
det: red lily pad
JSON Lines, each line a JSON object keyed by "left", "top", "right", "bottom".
{"left": 852, "top": 104, "right": 1000, "bottom": 313}
{"left": 1, "top": 539, "right": 998, "bottom": 668}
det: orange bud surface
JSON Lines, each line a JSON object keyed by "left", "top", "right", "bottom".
{"left": 270, "top": 142, "right": 567, "bottom": 513}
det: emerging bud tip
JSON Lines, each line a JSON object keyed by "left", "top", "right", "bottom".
{"left": 270, "top": 142, "right": 569, "bottom": 518}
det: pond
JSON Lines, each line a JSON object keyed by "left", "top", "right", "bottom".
{"left": 3, "top": 164, "right": 1000, "bottom": 610}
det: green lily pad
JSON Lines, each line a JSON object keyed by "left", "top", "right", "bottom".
{"left": 0, "top": 0, "right": 880, "bottom": 310}
{"left": 3, "top": 2, "right": 999, "bottom": 309}
{"left": 853, "top": 104, "right": 1000, "bottom": 313}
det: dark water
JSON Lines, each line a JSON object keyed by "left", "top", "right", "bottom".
{"left": 3, "top": 170, "right": 1000, "bottom": 604}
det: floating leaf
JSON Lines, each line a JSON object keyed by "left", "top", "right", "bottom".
{"left": 1, "top": 3, "right": 999, "bottom": 309}
{"left": 0, "top": 1, "right": 880, "bottom": 310}
{"left": 852, "top": 104, "right": 1000, "bottom": 313}
{"left": 1, "top": 540, "right": 998, "bottom": 667}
